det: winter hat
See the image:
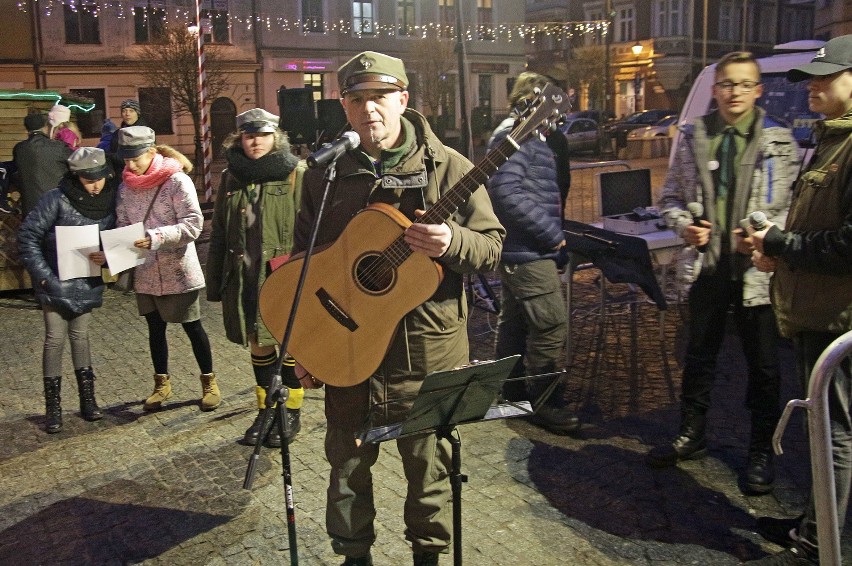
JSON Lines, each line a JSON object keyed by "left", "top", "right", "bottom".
{"left": 23, "top": 112, "right": 46, "bottom": 132}
{"left": 117, "top": 125, "right": 156, "bottom": 158}
{"left": 236, "top": 108, "right": 280, "bottom": 133}
{"left": 120, "top": 99, "right": 141, "bottom": 113}
{"left": 68, "top": 147, "right": 111, "bottom": 180}
{"left": 788, "top": 35, "right": 852, "bottom": 82}
{"left": 48, "top": 104, "right": 71, "bottom": 127}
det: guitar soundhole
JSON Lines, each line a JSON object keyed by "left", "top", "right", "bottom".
{"left": 354, "top": 253, "right": 396, "bottom": 295}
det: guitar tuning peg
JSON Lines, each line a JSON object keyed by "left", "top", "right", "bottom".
{"left": 538, "top": 132, "right": 546, "bottom": 142}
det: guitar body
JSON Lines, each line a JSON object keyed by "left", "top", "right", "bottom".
{"left": 259, "top": 202, "right": 443, "bottom": 387}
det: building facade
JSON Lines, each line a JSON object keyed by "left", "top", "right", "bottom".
{"left": 526, "top": 0, "right": 817, "bottom": 118}
{"left": 1, "top": 0, "right": 527, "bottom": 158}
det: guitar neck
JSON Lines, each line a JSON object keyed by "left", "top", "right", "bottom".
{"left": 416, "top": 135, "right": 519, "bottom": 225}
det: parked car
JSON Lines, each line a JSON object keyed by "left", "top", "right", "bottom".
{"left": 559, "top": 118, "right": 601, "bottom": 154}
{"left": 565, "top": 109, "right": 614, "bottom": 125}
{"left": 603, "top": 108, "right": 678, "bottom": 148}
{"left": 627, "top": 114, "right": 678, "bottom": 140}
{"left": 672, "top": 39, "right": 825, "bottom": 165}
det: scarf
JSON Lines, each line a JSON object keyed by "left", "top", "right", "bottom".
{"left": 122, "top": 153, "right": 183, "bottom": 190}
{"left": 225, "top": 147, "right": 299, "bottom": 184}
{"left": 60, "top": 177, "right": 116, "bottom": 220}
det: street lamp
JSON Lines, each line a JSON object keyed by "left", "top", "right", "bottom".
{"left": 631, "top": 41, "right": 643, "bottom": 112}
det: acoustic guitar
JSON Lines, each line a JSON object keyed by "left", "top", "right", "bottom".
{"left": 259, "top": 83, "right": 571, "bottom": 387}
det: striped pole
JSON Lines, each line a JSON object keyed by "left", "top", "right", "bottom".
{"left": 195, "top": 0, "right": 213, "bottom": 201}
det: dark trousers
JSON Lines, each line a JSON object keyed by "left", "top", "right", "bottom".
{"left": 681, "top": 271, "right": 781, "bottom": 447}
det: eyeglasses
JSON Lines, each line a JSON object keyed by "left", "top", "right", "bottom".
{"left": 714, "top": 80, "right": 761, "bottom": 93}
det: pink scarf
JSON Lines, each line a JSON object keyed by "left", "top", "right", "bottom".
{"left": 122, "top": 153, "right": 183, "bottom": 190}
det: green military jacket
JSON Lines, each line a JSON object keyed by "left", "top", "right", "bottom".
{"left": 206, "top": 164, "right": 305, "bottom": 346}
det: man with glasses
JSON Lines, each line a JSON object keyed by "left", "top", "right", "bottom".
{"left": 747, "top": 34, "right": 852, "bottom": 565}
{"left": 648, "top": 52, "right": 800, "bottom": 496}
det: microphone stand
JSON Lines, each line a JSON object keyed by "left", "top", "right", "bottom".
{"left": 242, "top": 157, "right": 341, "bottom": 566}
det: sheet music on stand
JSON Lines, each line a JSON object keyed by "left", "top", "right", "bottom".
{"left": 358, "top": 356, "right": 529, "bottom": 445}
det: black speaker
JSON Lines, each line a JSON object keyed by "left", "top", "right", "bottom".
{"left": 316, "top": 99, "right": 348, "bottom": 145}
{"left": 277, "top": 87, "right": 316, "bottom": 145}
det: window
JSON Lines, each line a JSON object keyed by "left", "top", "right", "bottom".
{"left": 478, "top": 0, "right": 494, "bottom": 40}
{"left": 586, "top": 10, "right": 605, "bottom": 46}
{"left": 304, "top": 73, "right": 324, "bottom": 101}
{"left": 653, "top": 0, "right": 688, "bottom": 36}
{"left": 352, "top": 1, "right": 374, "bottom": 35}
{"left": 779, "top": 6, "right": 812, "bottom": 42}
{"left": 478, "top": 74, "right": 492, "bottom": 109}
{"left": 397, "top": 0, "right": 415, "bottom": 36}
{"left": 139, "top": 87, "right": 173, "bottom": 135}
{"left": 719, "top": 1, "right": 740, "bottom": 42}
{"left": 302, "top": 0, "right": 324, "bottom": 33}
{"left": 200, "top": 0, "right": 230, "bottom": 44}
{"left": 134, "top": 1, "right": 165, "bottom": 44}
{"left": 69, "top": 89, "right": 106, "bottom": 138}
{"left": 616, "top": 7, "right": 634, "bottom": 42}
{"left": 64, "top": 2, "right": 100, "bottom": 44}
{"left": 438, "top": 0, "right": 454, "bottom": 39}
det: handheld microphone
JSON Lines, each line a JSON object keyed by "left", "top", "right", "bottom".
{"left": 307, "top": 131, "right": 360, "bottom": 169}
{"left": 686, "top": 202, "right": 708, "bottom": 253}
{"left": 748, "top": 211, "right": 770, "bottom": 231}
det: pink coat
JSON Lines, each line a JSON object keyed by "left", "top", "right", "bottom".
{"left": 116, "top": 171, "right": 205, "bottom": 296}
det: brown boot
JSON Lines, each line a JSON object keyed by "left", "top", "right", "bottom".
{"left": 143, "top": 374, "right": 172, "bottom": 411}
{"left": 199, "top": 372, "right": 221, "bottom": 411}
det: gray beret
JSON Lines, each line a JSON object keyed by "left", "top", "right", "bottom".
{"left": 68, "top": 147, "right": 110, "bottom": 180}
{"left": 117, "top": 126, "right": 156, "bottom": 158}
{"left": 236, "top": 108, "right": 280, "bottom": 133}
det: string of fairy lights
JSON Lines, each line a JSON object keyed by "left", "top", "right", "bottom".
{"left": 17, "top": 0, "right": 610, "bottom": 42}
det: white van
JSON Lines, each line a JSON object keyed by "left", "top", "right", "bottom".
{"left": 671, "top": 40, "right": 826, "bottom": 165}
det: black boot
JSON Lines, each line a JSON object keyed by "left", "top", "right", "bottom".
{"left": 646, "top": 411, "right": 707, "bottom": 467}
{"left": 413, "top": 550, "right": 440, "bottom": 566}
{"left": 43, "top": 376, "right": 62, "bottom": 434}
{"left": 745, "top": 416, "right": 777, "bottom": 494}
{"left": 285, "top": 408, "right": 301, "bottom": 441}
{"left": 525, "top": 375, "right": 581, "bottom": 435}
{"left": 243, "top": 410, "right": 265, "bottom": 445}
{"left": 74, "top": 367, "right": 103, "bottom": 421}
{"left": 264, "top": 411, "right": 282, "bottom": 448}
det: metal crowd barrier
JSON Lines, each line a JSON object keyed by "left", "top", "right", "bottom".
{"left": 565, "top": 160, "right": 631, "bottom": 224}
{"left": 773, "top": 329, "right": 852, "bottom": 566}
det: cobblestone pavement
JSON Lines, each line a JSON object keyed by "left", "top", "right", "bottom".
{"left": 1, "top": 157, "right": 850, "bottom": 565}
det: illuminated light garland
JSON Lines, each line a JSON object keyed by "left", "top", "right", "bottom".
{"left": 17, "top": 1, "right": 609, "bottom": 43}
{"left": 0, "top": 90, "right": 96, "bottom": 112}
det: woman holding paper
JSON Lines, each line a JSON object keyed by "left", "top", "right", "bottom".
{"left": 18, "top": 147, "right": 117, "bottom": 433}
{"left": 114, "top": 126, "right": 218, "bottom": 413}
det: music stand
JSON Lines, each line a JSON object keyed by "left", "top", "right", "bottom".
{"left": 359, "top": 355, "right": 537, "bottom": 566}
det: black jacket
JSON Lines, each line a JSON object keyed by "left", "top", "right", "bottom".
{"left": 12, "top": 132, "right": 72, "bottom": 218}
{"left": 18, "top": 184, "right": 116, "bottom": 314}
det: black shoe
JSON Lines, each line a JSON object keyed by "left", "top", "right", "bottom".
{"left": 756, "top": 515, "right": 802, "bottom": 548}
{"left": 413, "top": 550, "right": 440, "bottom": 566}
{"left": 526, "top": 404, "right": 581, "bottom": 435}
{"left": 243, "top": 410, "right": 265, "bottom": 446}
{"left": 745, "top": 450, "right": 776, "bottom": 494}
{"left": 646, "top": 434, "right": 707, "bottom": 467}
{"left": 341, "top": 555, "right": 372, "bottom": 566}
{"left": 741, "top": 544, "right": 818, "bottom": 564}
{"left": 75, "top": 367, "right": 103, "bottom": 421}
{"left": 284, "top": 408, "right": 301, "bottom": 441}
{"left": 264, "top": 412, "right": 282, "bottom": 448}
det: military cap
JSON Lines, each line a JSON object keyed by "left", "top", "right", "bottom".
{"left": 117, "top": 126, "right": 156, "bottom": 158}
{"left": 338, "top": 51, "right": 408, "bottom": 95}
{"left": 236, "top": 108, "right": 280, "bottom": 133}
{"left": 68, "top": 147, "right": 111, "bottom": 180}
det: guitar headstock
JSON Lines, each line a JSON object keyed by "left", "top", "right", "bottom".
{"left": 509, "top": 83, "right": 571, "bottom": 144}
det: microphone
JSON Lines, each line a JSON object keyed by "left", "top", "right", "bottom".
{"left": 306, "top": 131, "right": 360, "bottom": 169}
{"left": 748, "top": 211, "right": 770, "bottom": 231}
{"left": 686, "top": 202, "right": 708, "bottom": 253}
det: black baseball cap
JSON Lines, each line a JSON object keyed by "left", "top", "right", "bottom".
{"left": 787, "top": 35, "right": 852, "bottom": 83}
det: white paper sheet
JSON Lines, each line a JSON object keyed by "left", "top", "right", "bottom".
{"left": 100, "top": 223, "right": 147, "bottom": 274}
{"left": 56, "top": 225, "right": 101, "bottom": 280}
